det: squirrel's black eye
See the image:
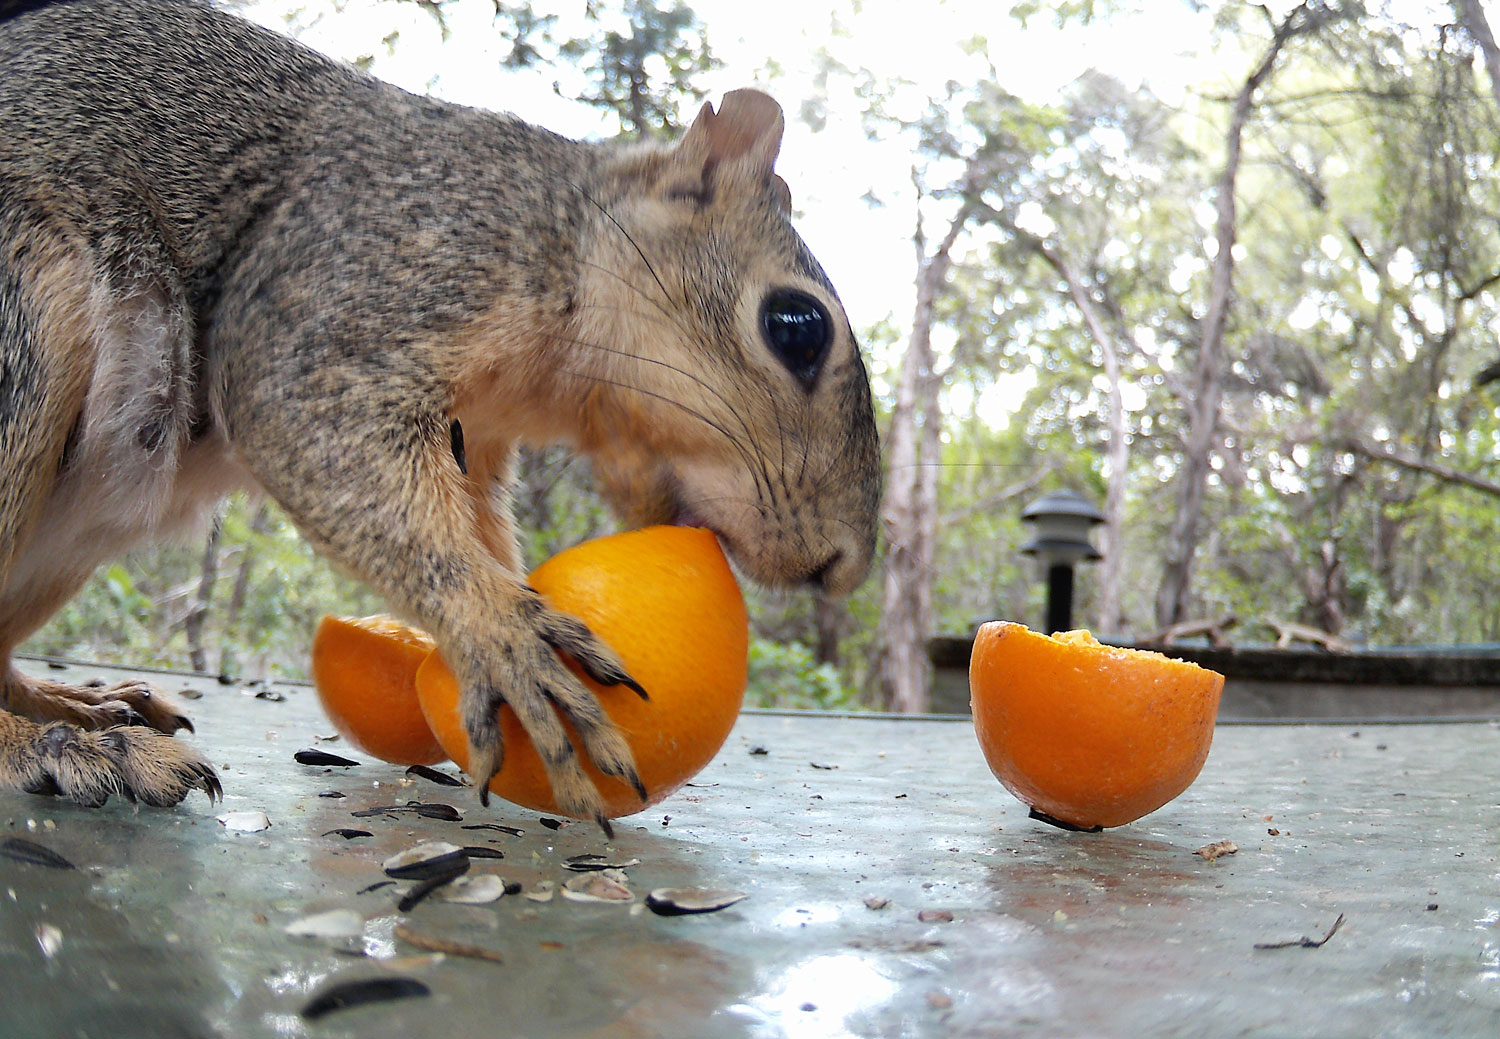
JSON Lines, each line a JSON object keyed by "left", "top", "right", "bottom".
{"left": 761, "top": 291, "right": 832, "bottom": 389}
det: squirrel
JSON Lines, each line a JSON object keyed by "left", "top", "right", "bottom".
{"left": 0, "top": 0, "right": 880, "bottom": 831}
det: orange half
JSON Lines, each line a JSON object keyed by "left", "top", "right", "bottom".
{"left": 969, "top": 623, "right": 1223, "bottom": 829}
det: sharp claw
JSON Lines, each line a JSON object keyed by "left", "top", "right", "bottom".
{"left": 177, "top": 715, "right": 196, "bottom": 735}
{"left": 199, "top": 767, "right": 223, "bottom": 803}
{"left": 596, "top": 813, "right": 615, "bottom": 841}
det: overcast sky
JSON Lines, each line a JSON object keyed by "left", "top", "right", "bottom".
{"left": 238, "top": 0, "right": 1233, "bottom": 338}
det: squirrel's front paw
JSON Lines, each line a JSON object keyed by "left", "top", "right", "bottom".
{"left": 4, "top": 721, "right": 221, "bottom": 808}
{"left": 459, "top": 595, "right": 646, "bottom": 834}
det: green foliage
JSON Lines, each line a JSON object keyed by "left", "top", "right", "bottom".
{"left": 745, "top": 637, "right": 861, "bottom": 711}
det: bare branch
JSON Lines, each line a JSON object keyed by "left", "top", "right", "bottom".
{"left": 1349, "top": 438, "right": 1500, "bottom": 497}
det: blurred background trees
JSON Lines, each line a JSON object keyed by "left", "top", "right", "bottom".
{"left": 24, "top": 0, "right": 1500, "bottom": 713}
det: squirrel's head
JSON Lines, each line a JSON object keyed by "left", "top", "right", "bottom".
{"left": 568, "top": 89, "right": 880, "bottom": 596}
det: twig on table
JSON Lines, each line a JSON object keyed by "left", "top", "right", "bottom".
{"left": 1254, "top": 913, "right": 1345, "bottom": 950}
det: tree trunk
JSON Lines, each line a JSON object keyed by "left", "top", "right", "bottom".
{"left": 1154, "top": 3, "right": 1328, "bottom": 628}
{"left": 876, "top": 195, "right": 976, "bottom": 714}
{"left": 1023, "top": 236, "right": 1130, "bottom": 635}
{"left": 226, "top": 503, "right": 273, "bottom": 629}
{"left": 1457, "top": 0, "right": 1500, "bottom": 109}
{"left": 185, "top": 517, "right": 222, "bottom": 674}
{"left": 812, "top": 593, "right": 843, "bottom": 667}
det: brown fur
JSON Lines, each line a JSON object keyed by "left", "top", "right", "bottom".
{"left": 0, "top": 0, "right": 880, "bottom": 828}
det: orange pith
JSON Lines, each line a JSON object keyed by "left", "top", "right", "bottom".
{"left": 969, "top": 623, "right": 1223, "bottom": 829}
{"left": 417, "top": 525, "right": 749, "bottom": 819}
{"left": 311, "top": 614, "right": 447, "bottom": 766}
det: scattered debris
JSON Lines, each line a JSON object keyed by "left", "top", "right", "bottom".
{"left": 846, "top": 937, "right": 945, "bottom": 953}
{"left": 318, "top": 790, "right": 346, "bottom": 799}
{"left": 0, "top": 836, "right": 76, "bottom": 870}
{"left": 460, "top": 846, "right": 506, "bottom": 861}
{"left": 217, "top": 810, "right": 271, "bottom": 833}
{"left": 918, "top": 909, "right": 955, "bottom": 923}
{"left": 352, "top": 802, "right": 462, "bottom": 821}
{"left": 1255, "top": 913, "right": 1345, "bottom": 950}
{"left": 524, "top": 880, "right": 556, "bottom": 903}
{"left": 301, "top": 977, "right": 431, "bottom": 1020}
{"left": 863, "top": 896, "right": 891, "bottom": 911}
{"left": 442, "top": 875, "right": 508, "bottom": 904}
{"left": 538, "top": 817, "right": 564, "bottom": 831}
{"left": 356, "top": 880, "right": 395, "bottom": 896}
{"left": 645, "top": 888, "right": 747, "bottom": 916}
{"left": 809, "top": 761, "right": 837, "bottom": 770}
{"left": 393, "top": 922, "right": 504, "bottom": 964}
{"left": 405, "top": 765, "right": 464, "bottom": 787}
{"left": 1195, "top": 840, "right": 1239, "bottom": 862}
{"left": 251, "top": 688, "right": 286, "bottom": 702}
{"left": 322, "top": 828, "right": 374, "bottom": 840}
{"left": 34, "top": 923, "right": 62, "bottom": 958}
{"left": 383, "top": 842, "right": 469, "bottom": 880}
{"left": 562, "top": 853, "right": 639, "bottom": 872}
{"left": 461, "top": 823, "right": 524, "bottom": 837}
{"left": 397, "top": 859, "right": 471, "bottom": 912}
{"left": 284, "top": 909, "right": 364, "bottom": 940}
{"left": 294, "top": 749, "right": 360, "bottom": 767}
{"left": 748, "top": 744, "right": 769, "bottom": 756}
{"left": 562, "top": 870, "right": 633, "bottom": 903}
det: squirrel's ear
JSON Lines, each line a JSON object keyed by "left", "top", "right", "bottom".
{"left": 667, "top": 89, "right": 786, "bottom": 207}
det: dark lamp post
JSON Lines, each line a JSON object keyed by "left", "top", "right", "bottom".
{"left": 1019, "top": 490, "right": 1104, "bottom": 634}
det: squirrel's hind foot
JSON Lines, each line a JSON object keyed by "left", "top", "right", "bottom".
{"left": 0, "top": 711, "right": 221, "bottom": 808}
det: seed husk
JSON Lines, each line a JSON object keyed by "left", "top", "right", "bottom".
{"left": 295, "top": 749, "right": 360, "bottom": 767}
{"left": 301, "top": 977, "right": 430, "bottom": 1020}
{"left": 460, "top": 846, "right": 505, "bottom": 860}
{"left": 322, "top": 828, "right": 373, "bottom": 840}
{"left": 397, "top": 859, "right": 470, "bottom": 912}
{"left": 351, "top": 801, "right": 462, "bottom": 821}
{"left": 0, "top": 837, "right": 76, "bottom": 870}
{"left": 383, "top": 841, "right": 470, "bottom": 880}
{"left": 562, "top": 853, "right": 639, "bottom": 872}
{"left": 645, "top": 888, "right": 748, "bottom": 916}
{"left": 405, "top": 765, "right": 463, "bottom": 787}
{"left": 562, "top": 871, "right": 633, "bottom": 903}
{"left": 441, "top": 874, "right": 508, "bottom": 904}
{"left": 461, "top": 823, "right": 524, "bottom": 837}
{"left": 217, "top": 810, "right": 271, "bottom": 833}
